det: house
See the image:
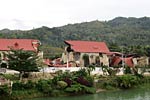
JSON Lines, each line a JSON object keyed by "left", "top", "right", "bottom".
{"left": 110, "top": 52, "right": 150, "bottom": 68}
{"left": 0, "top": 39, "right": 43, "bottom": 68}
{"left": 110, "top": 55, "right": 134, "bottom": 67}
{"left": 61, "top": 40, "right": 110, "bottom": 67}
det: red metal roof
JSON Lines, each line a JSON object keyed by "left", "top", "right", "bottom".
{"left": 124, "top": 57, "right": 134, "bottom": 67}
{"left": 65, "top": 40, "right": 110, "bottom": 53}
{"left": 0, "top": 39, "right": 39, "bottom": 51}
{"left": 111, "top": 56, "right": 134, "bottom": 67}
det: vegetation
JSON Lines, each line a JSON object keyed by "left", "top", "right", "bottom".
{"left": 0, "top": 17, "right": 150, "bottom": 58}
{"left": 0, "top": 16, "right": 150, "bottom": 99}
{"left": 0, "top": 65, "right": 150, "bottom": 99}
{"left": 0, "top": 68, "right": 96, "bottom": 99}
{"left": 95, "top": 74, "right": 150, "bottom": 90}
{"left": 6, "top": 49, "right": 40, "bottom": 80}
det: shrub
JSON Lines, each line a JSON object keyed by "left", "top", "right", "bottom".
{"left": 63, "top": 77, "right": 72, "bottom": 86}
{"left": 116, "top": 74, "right": 140, "bottom": 89}
{"left": 36, "top": 80, "right": 52, "bottom": 94}
{"left": 124, "top": 66, "right": 132, "bottom": 74}
{"left": 83, "top": 86, "right": 96, "bottom": 94}
{"left": 74, "top": 68, "right": 88, "bottom": 77}
{"left": 57, "top": 81, "right": 68, "bottom": 89}
{"left": 2, "top": 74, "right": 19, "bottom": 81}
{"left": 12, "top": 81, "right": 24, "bottom": 90}
{"left": 23, "top": 80, "right": 35, "bottom": 89}
{"left": 65, "top": 84, "right": 96, "bottom": 94}
{"left": 0, "top": 85, "right": 9, "bottom": 95}
{"left": 51, "top": 89, "right": 62, "bottom": 96}
{"left": 77, "top": 76, "right": 91, "bottom": 86}
{"left": 65, "top": 84, "right": 83, "bottom": 93}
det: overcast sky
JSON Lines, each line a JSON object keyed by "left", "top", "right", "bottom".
{"left": 0, "top": 0, "right": 150, "bottom": 30}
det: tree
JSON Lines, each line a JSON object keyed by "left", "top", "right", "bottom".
{"left": 7, "top": 49, "right": 39, "bottom": 80}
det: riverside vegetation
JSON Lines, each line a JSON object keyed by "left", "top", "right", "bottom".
{"left": 0, "top": 67, "right": 150, "bottom": 100}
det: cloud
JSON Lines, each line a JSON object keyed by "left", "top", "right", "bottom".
{"left": 0, "top": 0, "right": 150, "bottom": 30}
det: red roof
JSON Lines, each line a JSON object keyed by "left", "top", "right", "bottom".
{"left": 0, "top": 39, "right": 40, "bottom": 51}
{"left": 65, "top": 40, "right": 110, "bottom": 53}
{"left": 111, "top": 56, "right": 122, "bottom": 66}
{"left": 123, "top": 57, "right": 134, "bottom": 67}
{"left": 111, "top": 56, "right": 134, "bottom": 67}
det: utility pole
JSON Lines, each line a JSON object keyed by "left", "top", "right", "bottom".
{"left": 67, "top": 52, "right": 69, "bottom": 68}
{"left": 122, "top": 46, "right": 125, "bottom": 68}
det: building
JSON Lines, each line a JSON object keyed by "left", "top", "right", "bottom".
{"left": 0, "top": 39, "right": 42, "bottom": 68}
{"left": 110, "top": 53, "right": 149, "bottom": 68}
{"left": 61, "top": 40, "right": 110, "bottom": 67}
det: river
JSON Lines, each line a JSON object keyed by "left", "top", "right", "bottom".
{"left": 29, "top": 86, "right": 150, "bottom": 100}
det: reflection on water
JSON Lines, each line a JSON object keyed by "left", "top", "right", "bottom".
{"left": 29, "top": 87, "right": 150, "bottom": 100}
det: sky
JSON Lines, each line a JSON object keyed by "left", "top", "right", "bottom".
{"left": 0, "top": 0, "right": 150, "bottom": 30}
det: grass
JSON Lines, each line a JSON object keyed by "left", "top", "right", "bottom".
{"left": 1, "top": 74, "right": 19, "bottom": 81}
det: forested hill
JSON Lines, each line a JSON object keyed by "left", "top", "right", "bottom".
{"left": 0, "top": 17, "right": 150, "bottom": 58}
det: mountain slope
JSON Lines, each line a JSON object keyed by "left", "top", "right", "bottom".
{"left": 0, "top": 17, "right": 150, "bottom": 58}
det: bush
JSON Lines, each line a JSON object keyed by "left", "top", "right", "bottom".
{"left": 0, "top": 85, "right": 9, "bottom": 95}
{"left": 65, "top": 84, "right": 96, "bottom": 94}
{"left": 65, "top": 84, "right": 83, "bottom": 93}
{"left": 51, "top": 89, "right": 62, "bottom": 96}
{"left": 116, "top": 74, "right": 140, "bottom": 89}
{"left": 23, "top": 80, "right": 35, "bottom": 89}
{"left": 2, "top": 74, "right": 19, "bottom": 81}
{"left": 75, "top": 68, "right": 88, "bottom": 77}
{"left": 63, "top": 77, "right": 72, "bottom": 86}
{"left": 77, "top": 76, "right": 91, "bottom": 87}
{"left": 12, "top": 81, "right": 24, "bottom": 90}
{"left": 57, "top": 81, "right": 68, "bottom": 89}
{"left": 124, "top": 66, "right": 132, "bottom": 74}
{"left": 36, "top": 80, "right": 52, "bottom": 94}
{"left": 82, "top": 86, "right": 96, "bottom": 94}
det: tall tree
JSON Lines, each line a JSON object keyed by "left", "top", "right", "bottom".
{"left": 7, "top": 49, "right": 39, "bottom": 80}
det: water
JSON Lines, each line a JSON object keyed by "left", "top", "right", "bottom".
{"left": 29, "top": 87, "right": 150, "bottom": 100}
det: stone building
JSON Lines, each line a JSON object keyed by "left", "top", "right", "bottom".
{"left": 61, "top": 40, "right": 110, "bottom": 67}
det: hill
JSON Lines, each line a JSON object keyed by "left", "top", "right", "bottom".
{"left": 0, "top": 17, "right": 150, "bottom": 58}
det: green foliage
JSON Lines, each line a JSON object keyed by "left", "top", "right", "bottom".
{"left": 12, "top": 81, "right": 24, "bottom": 90}
{"left": 124, "top": 66, "right": 132, "bottom": 74}
{"left": 102, "top": 66, "right": 118, "bottom": 76}
{"left": 41, "top": 45, "right": 63, "bottom": 59}
{"left": 7, "top": 49, "right": 39, "bottom": 72}
{"left": 36, "top": 80, "right": 52, "bottom": 94}
{"left": 116, "top": 74, "right": 141, "bottom": 89}
{"left": 1, "top": 74, "right": 19, "bottom": 81}
{"left": 0, "top": 85, "right": 9, "bottom": 95}
{"left": 75, "top": 68, "right": 88, "bottom": 77}
{"left": 23, "top": 80, "right": 35, "bottom": 89}
{"left": 11, "top": 89, "right": 43, "bottom": 100}
{"left": 96, "top": 76, "right": 117, "bottom": 90}
{"left": 51, "top": 89, "right": 62, "bottom": 96}
{"left": 83, "top": 86, "right": 96, "bottom": 94}
{"left": 12, "top": 81, "right": 35, "bottom": 91}
{"left": 7, "top": 49, "right": 39, "bottom": 80}
{"left": 0, "top": 63, "right": 7, "bottom": 68}
{"left": 65, "top": 84, "right": 84, "bottom": 93}
{"left": 1, "top": 17, "right": 150, "bottom": 57}
{"left": 57, "top": 81, "right": 68, "bottom": 89}
{"left": 87, "top": 65, "right": 96, "bottom": 75}
{"left": 65, "top": 84, "right": 96, "bottom": 94}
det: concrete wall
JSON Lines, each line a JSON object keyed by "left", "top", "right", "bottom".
{"left": 62, "top": 49, "right": 110, "bottom": 67}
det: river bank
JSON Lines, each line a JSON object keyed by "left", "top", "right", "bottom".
{"left": 27, "top": 84, "right": 150, "bottom": 100}
{"left": 0, "top": 69, "right": 150, "bottom": 100}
